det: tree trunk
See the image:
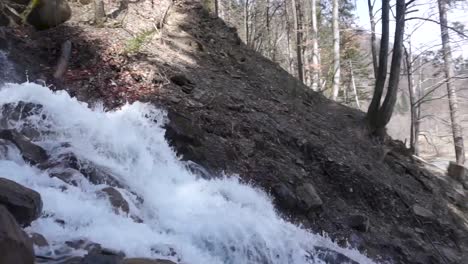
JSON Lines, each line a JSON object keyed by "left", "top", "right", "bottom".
{"left": 437, "top": 0, "right": 466, "bottom": 165}
{"left": 94, "top": 0, "right": 106, "bottom": 27}
{"left": 405, "top": 45, "right": 418, "bottom": 154}
{"left": 214, "top": 0, "right": 218, "bottom": 17}
{"left": 331, "top": 0, "right": 340, "bottom": 100}
{"left": 349, "top": 61, "right": 361, "bottom": 109}
{"left": 244, "top": 0, "right": 249, "bottom": 47}
{"left": 292, "top": 0, "right": 304, "bottom": 83}
{"left": 310, "top": 0, "right": 320, "bottom": 91}
{"left": 367, "top": 0, "right": 379, "bottom": 79}
{"left": 367, "top": 0, "right": 390, "bottom": 127}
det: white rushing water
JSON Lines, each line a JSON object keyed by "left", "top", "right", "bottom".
{"left": 0, "top": 82, "right": 375, "bottom": 264}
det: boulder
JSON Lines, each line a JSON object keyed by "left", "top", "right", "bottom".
{"left": 295, "top": 183, "right": 323, "bottom": 211}
{"left": 49, "top": 168, "right": 82, "bottom": 186}
{"left": 81, "top": 247, "right": 125, "bottom": 264}
{"left": 0, "top": 177, "right": 42, "bottom": 226}
{"left": 27, "top": 0, "right": 72, "bottom": 30}
{"left": 30, "top": 232, "right": 48, "bottom": 247}
{"left": 0, "top": 101, "right": 43, "bottom": 126}
{"left": 123, "top": 258, "right": 177, "bottom": 264}
{"left": 272, "top": 183, "right": 297, "bottom": 209}
{"left": 0, "top": 130, "right": 48, "bottom": 165}
{"left": 347, "top": 214, "right": 370, "bottom": 232}
{"left": 100, "top": 187, "right": 129, "bottom": 215}
{"left": 0, "top": 205, "right": 35, "bottom": 264}
{"left": 412, "top": 205, "right": 435, "bottom": 220}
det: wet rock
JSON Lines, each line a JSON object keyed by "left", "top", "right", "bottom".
{"left": 82, "top": 247, "right": 125, "bottom": 264}
{"left": 412, "top": 205, "right": 435, "bottom": 220}
{"left": 310, "top": 246, "right": 358, "bottom": 264}
{"left": 27, "top": 0, "right": 72, "bottom": 30}
{"left": 0, "top": 205, "right": 35, "bottom": 264}
{"left": 65, "top": 239, "right": 101, "bottom": 251}
{"left": 347, "top": 214, "right": 370, "bottom": 232}
{"left": 0, "top": 177, "right": 42, "bottom": 226}
{"left": 0, "top": 130, "right": 48, "bottom": 165}
{"left": 100, "top": 187, "right": 130, "bottom": 214}
{"left": 0, "top": 102, "right": 43, "bottom": 126}
{"left": 123, "top": 258, "right": 177, "bottom": 264}
{"left": 42, "top": 152, "right": 124, "bottom": 188}
{"left": 49, "top": 168, "right": 82, "bottom": 186}
{"left": 272, "top": 183, "right": 297, "bottom": 209}
{"left": 295, "top": 183, "right": 323, "bottom": 211}
{"left": 170, "top": 74, "right": 193, "bottom": 87}
{"left": 30, "top": 232, "right": 48, "bottom": 247}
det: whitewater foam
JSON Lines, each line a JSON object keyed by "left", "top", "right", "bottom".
{"left": 0, "top": 83, "right": 375, "bottom": 264}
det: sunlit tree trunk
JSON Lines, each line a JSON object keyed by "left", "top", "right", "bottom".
{"left": 437, "top": 0, "right": 465, "bottom": 165}
{"left": 331, "top": 0, "right": 340, "bottom": 100}
{"left": 292, "top": 0, "right": 304, "bottom": 82}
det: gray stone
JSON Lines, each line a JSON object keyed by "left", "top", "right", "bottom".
{"left": 100, "top": 187, "right": 130, "bottom": 215}
{"left": 412, "top": 205, "right": 435, "bottom": 219}
{"left": 30, "top": 232, "right": 48, "bottom": 247}
{"left": 295, "top": 183, "right": 323, "bottom": 211}
{"left": 0, "top": 177, "right": 42, "bottom": 226}
{"left": 123, "top": 258, "right": 177, "bottom": 264}
{"left": 0, "top": 130, "right": 48, "bottom": 165}
{"left": 272, "top": 183, "right": 297, "bottom": 209}
{"left": 0, "top": 205, "right": 35, "bottom": 264}
{"left": 347, "top": 214, "right": 370, "bottom": 232}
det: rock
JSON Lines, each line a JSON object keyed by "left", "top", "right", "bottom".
{"left": 272, "top": 183, "right": 297, "bottom": 209}
{"left": 412, "top": 205, "right": 435, "bottom": 220}
{"left": 27, "top": 0, "right": 72, "bottom": 30}
{"left": 170, "top": 74, "right": 193, "bottom": 87}
{"left": 347, "top": 214, "right": 370, "bottom": 232}
{"left": 295, "top": 183, "right": 323, "bottom": 211}
{"left": 0, "top": 205, "right": 35, "bottom": 264}
{"left": 0, "top": 102, "right": 43, "bottom": 127}
{"left": 82, "top": 247, "right": 125, "bottom": 264}
{"left": 123, "top": 258, "right": 177, "bottom": 264}
{"left": 0, "top": 177, "right": 42, "bottom": 226}
{"left": 310, "top": 246, "right": 359, "bottom": 264}
{"left": 100, "top": 187, "right": 130, "bottom": 214}
{"left": 30, "top": 232, "right": 48, "bottom": 247}
{"left": 42, "top": 152, "right": 124, "bottom": 188}
{"left": 49, "top": 168, "right": 82, "bottom": 186}
{"left": 0, "top": 130, "right": 48, "bottom": 165}
{"left": 448, "top": 161, "right": 467, "bottom": 182}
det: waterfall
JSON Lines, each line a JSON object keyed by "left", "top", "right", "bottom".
{"left": 0, "top": 82, "right": 375, "bottom": 264}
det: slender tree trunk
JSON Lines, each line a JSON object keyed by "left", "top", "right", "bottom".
{"left": 214, "top": 0, "right": 218, "bottom": 17}
{"left": 349, "top": 61, "right": 361, "bottom": 109}
{"left": 438, "top": 0, "right": 466, "bottom": 165}
{"left": 415, "top": 58, "right": 423, "bottom": 155}
{"left": 331, "top": 0, "right": 340, "bottom": 100}
{"left": 405, "top": 45, "right": 418, "bottom": 153}
{"left": 367, "top": 0, "right": 379, "bottom": 79}
{"left": 311, "top": 0, "right": 320, "bottom": 91}
{"left": 244, "top": 0, "right": 249, "bottom": 47}
{"left": 94, "top": 0, "right": 106, "bottom": 27}
{"left": 292, "top": 0, "right": 304, "bottom": 82}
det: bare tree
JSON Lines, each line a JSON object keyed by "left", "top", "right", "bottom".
{"left": 367, "top": 0, "right": 407, "bottom": 136}
{"left": 292, "top": 0, "right": 304, "bottom": 82}
{"left": 437, "top": 0, "right": 465, "bottom": 165}
{"left": 244, "top": 0, "right": 250, "bottom": 47}
{"left": 331, "top": 0, "right": 340, "bottom": 100}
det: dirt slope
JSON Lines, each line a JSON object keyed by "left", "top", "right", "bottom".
{"left": 1, "top": 0, "right": 468, "bottom": 263}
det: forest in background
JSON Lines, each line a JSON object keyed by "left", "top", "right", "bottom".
{"left": 203, "top": 0, "right": 468, "bottom": 166}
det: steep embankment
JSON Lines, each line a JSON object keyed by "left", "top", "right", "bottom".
{"left": 1, "top": 0, "right": 467, "bottom": 263}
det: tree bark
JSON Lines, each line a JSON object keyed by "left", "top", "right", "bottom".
{"left": 331, "top": 0, "right": 340, "bottom": 100}
{"left": 367, "top": 0, "right": 390, "bottom": 127}
{"left": 310, "top": 0, "right": 320, "bottom": 91}
{"left": 349, "top": 61, "right": 361, "bottom": 109}
{"left": 292, "top": 0, "right": 304, "bottom": 83}
{"left": 214, "top": 0, "right": 218, "bottom": 17}
{"left": 367, "top": 0, "right": 379, "bottom": 79}
{"left": 94, "top": 0, "right": 106, "bottom": 27}
{"left": 437, "top": 0, "right": 466, "bottom": 165}
{"left": 244, "top": 0, "right": 249, "bottom": 47}
{"left": 405, "top": 45, "right": 418, "bottom": 154}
